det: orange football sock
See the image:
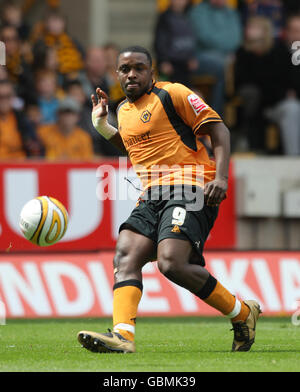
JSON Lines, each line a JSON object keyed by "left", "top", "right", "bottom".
{"left": 231, "top": 301, "right": 250, "bottom": 323}
{"left": 112, "top": 281, "right": 143, "bottom": 342}
{"left": 198, "top": 277, "right": 250, "bottom": 322}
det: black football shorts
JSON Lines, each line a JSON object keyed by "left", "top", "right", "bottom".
{"left": 119, "top": 186, "right": 219, "bottom": 266}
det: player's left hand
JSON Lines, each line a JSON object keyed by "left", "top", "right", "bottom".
{"left": 204, "top": 178, "right": 228, "bottom": 206}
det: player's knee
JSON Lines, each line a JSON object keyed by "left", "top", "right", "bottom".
{"left": 157, "top": 255, "right": 182, "bottom": 278}
{"left": 113, "top": 244, "right": 131, "bottom": 272}
{"left": 113, "top": 244, "right": 140, "bottom": 280}
{"left": 114, "top": 238, "right": 130, "bottom": 259}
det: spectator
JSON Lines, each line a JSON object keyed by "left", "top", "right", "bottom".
{"left": 0, "top": 24, "right": 35, "bottom": 103}
{"left": 265, "top": 15, "right": 300, "bottom": 155}
{"left": 0, "top": 1, "right": 30, "bottom": 41}
{"left": 188, "top": 0, "right": 242, "bottom": 115}
{"left": 65, "top": 79, "right": 124, "bottom": 157}
{"left": 23, "top": 0, "right": 60, "bottom": 15}
{"left": 234, "top": 16, "right": 289, "bottom": 152}
{"left": 240, "top": 0, "right": 284, "bottom": 39}
{"left": 32, "top": 46, "right": 63, "bottom": 85}
{"left": 283, "top": 0, "right": 300, "bottom": 16}
{"left": 35, "top": 69, "right": 60, "bottom": 124}
{"left": 103, "top": 43, "right": 124, "bottom": 111}
{"left": 64, "top": 79, "right": 95, "bottom": 139}
{"left": 157, "top": 0, "right": 239, "bottom": 12}
{"left": 0, "top": 79, "right": 43, "bottom": 159}
{"left": 25, "top": 101, "right": 42, "bottom": 129}
{"left": 65, "top": 80, "right": 87, "bottom": 108}
{"left": 78, "top": 46, "right": 123, "bottom": 156}
{"left": 0, "top": 66, "right": 8, "bottom": 81}
{"left": 154, "top": 0, "right": 198, "bottom": 86}
{"left": 78, "top": 46, "right": 109, "bottom": 103}
{"left": 32, "top": 9, "right": 84, "bottom": 79}
{"left": 37, "top": 97, "right": 94, "bottom": 160}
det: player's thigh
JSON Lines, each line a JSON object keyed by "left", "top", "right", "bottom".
{"left": 114, "top": 228, "right": 156, "bottom": 282}
{"left": 158, "top": 203, "right": 218, "bottom": 267}
{"left": 157, "top": 237, "right": 193, "bottom": 275}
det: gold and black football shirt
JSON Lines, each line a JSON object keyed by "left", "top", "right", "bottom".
{"left": 117, "top": 81, "right": 222, "bottom": 190}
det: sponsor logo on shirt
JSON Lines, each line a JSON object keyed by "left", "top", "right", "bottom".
{"left": 123, "top": 131, "right": 151, "bottom": 148}
{"left": 187, "top": 94, "right": 207, "bottom": 116}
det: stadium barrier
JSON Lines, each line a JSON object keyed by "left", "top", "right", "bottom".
{"left": 0, "top": 160, "right": 236, "bottom": 252}
{"left": 0, "top": 251, "right": 299, "bottom": 318}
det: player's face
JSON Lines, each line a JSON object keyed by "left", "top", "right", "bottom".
{"left": 117, "top": 52, "right": 153, "bottom": 102}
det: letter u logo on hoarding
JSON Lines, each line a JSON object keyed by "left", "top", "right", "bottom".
{"left": 3, "top": 168, "right": 103, "bottom": 242}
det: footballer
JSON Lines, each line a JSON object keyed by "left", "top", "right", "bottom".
{"left": 77, "top": 46, "right": 261, "bottom": 353}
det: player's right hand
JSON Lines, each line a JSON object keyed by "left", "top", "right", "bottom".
{"left": 91, "top": 88, "right": 108, "bottom": 118}
{"left": 204, "top": 178, "right": 227, "bottom": 206}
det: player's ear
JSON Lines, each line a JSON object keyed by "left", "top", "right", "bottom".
{"left": 150, "top": 68, "right": 155, "bottom": 84}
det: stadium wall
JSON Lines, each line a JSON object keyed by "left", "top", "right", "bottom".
{"left": 89, "top": 0, "right": 157, "bottom": 49}
{"left": 0, "top": 251, "right": 299, "bottom": 318}
{"left": 0, "top": 160, "right": 236, "bottom": 252}
{"left": 1, "top": 158, "right": 299, "bottom": 252}
{"left": 0, "top": 157, "right": 299, "bottom": 319}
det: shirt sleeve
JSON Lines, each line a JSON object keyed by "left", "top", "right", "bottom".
{"left": 168, "top": 83, "right": 222, "bottom": 134}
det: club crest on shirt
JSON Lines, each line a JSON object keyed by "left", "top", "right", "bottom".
{"left": 140, "top": 110, "right": 151, "bottom": 123}
{"left": 187, "top": 94, "right": 207, "bottom": 116}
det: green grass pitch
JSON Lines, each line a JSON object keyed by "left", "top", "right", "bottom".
{"left": 0, "top": 317, "right": 299, "bottom": 372}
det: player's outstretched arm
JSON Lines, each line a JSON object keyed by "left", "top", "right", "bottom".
{"left": 91, "top": 88, "right": 126, "bottom": 154}
{"left": 198, "top": 121, "right": 231, "bottom": 206}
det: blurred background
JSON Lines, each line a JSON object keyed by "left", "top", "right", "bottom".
{"left": 0, "top": 0, "right": 300, "bottom": 319}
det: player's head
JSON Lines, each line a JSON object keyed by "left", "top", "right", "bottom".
{"left": 117, "top": 46, "right": 154, "bottom": 102}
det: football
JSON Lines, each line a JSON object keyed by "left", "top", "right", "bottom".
{"left": 19, "top": 196, "right": 68, "bottom": 247}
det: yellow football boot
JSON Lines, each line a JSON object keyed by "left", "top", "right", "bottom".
{"left": 77, "top": 329, "right": 135, "bottom": 353}
{"left": 231, "top": 300, "right": 262, "bottom": 352}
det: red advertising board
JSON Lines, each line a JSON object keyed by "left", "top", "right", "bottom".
{"left": 0, "top": 251, "right": 299, "bottom": 318}
{"left": 0, "top": 161, "right": 115, "bottom": 252}
{"left": 0, "top": 160, "right": 236, "bottom": 252}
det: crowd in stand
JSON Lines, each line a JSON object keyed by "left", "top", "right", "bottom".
{"left": 155, "top": 0, "right": 300, "bottom": 155}
{"left": 0, "top": 0, "right": 123, "bottom": 160}
{"left": 1, "top": 0, "right": 300, "bottom": 161}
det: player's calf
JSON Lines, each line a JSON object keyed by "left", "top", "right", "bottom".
{"left": 157, "top": 239, "right": 210, "bottom": 292}
{"left": 196, "top": 276, "right": 262, "bottom": 351}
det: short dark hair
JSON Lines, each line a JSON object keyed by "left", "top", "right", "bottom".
{"left": 118, "top": 45, "right": 152, "bottom": 66}
{"left": 63, "top": 79, "right": 83, "bottom": 91}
